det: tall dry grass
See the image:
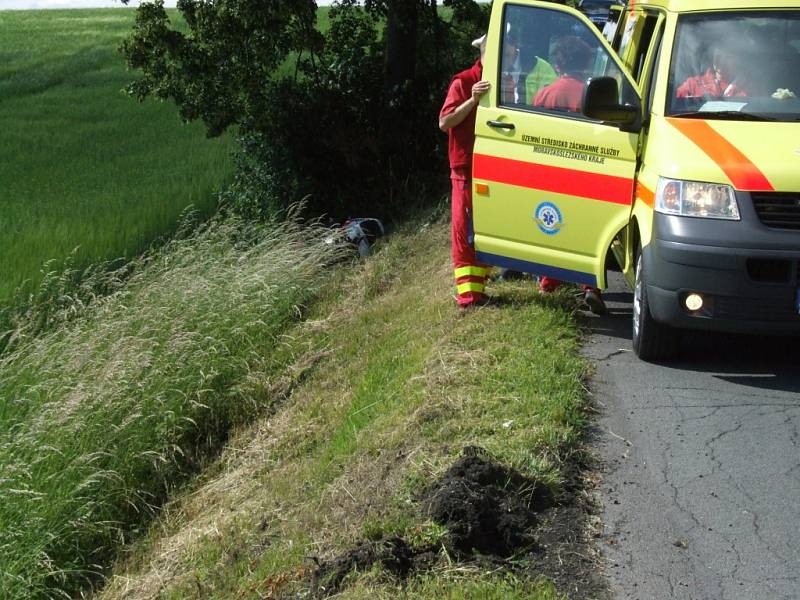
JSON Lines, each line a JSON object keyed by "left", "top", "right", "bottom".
{"left": 0, "top": 213, "right": 346, "bottom": 599}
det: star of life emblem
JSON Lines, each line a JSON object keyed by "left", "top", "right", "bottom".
{"left": 534, "top": 202, "right": 564, "bottom": 236}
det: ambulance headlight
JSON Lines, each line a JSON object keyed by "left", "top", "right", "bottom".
{"left": 655, "top": 178, "right": 740, "bottom": 220}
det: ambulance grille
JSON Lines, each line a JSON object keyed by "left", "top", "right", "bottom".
{"left": 715, "top": 295, "right": 798, "bottom": 322}
{"left": 751, "top": 193, "right": 800, "bottom": 230}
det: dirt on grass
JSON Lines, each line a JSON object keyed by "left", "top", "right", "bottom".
{"left": 310, "top": 537, "right": 420, "bottom": 598}
{"left": 307, "top": 446, "right": 609, "bottom": 600}
{"left": 522, "top": 463, "right": 609, "bottom": 600}
{"left": 421, "top": 445, "right": 552, "bottom": 557}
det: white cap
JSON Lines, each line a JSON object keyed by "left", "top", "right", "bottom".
{"left": 471, "top": 34, "right": 487, "bottom": 49}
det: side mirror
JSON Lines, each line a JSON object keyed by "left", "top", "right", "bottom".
{"left": 582, "top": 76, "right": 641, "bottom": 132}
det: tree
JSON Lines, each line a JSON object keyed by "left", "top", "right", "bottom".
{"left": 121, "top": 0, "right": 489, "bottom": 218}
{"left": 121, "top": 0, "right": 322, "bottom": 136}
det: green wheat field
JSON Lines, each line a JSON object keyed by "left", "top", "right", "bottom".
{"left": 0, "top": 8, "right": 235, "bottom": 303}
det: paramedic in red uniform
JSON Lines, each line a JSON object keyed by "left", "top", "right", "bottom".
{"left": 676, "top": 51, "right": 743, "bottom": 98}
{"left": 439, "top": 34, "right": 491, "bottom": 309}
{"left": 533, "top": 35, "right": 593, "bottom": 112}
{"left": 532, "top": 35, "right": 608, "bottom": 315}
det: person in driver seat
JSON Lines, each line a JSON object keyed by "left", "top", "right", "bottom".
{"left": 676, "top": 49, "right": 739, "bottom": 98}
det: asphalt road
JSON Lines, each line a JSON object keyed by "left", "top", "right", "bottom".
{"left": 585, "top": 272, "right": 800, "bottom": 600}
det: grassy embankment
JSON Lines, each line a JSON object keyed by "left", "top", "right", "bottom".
{"left": 91, "top": 211, "right": 591, "bottom": 600}
{"left": 0, "top": 204, "right": 591, "bottom": 600}
{"left": 0, "top": 8, "right": 234, "bottom": 304}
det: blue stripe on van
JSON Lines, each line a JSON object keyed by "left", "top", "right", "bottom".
{"left": 476, "top": 251, "right": 598, "bottom": 288}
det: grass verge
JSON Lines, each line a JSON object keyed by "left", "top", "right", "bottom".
{"left": 95, "top": 207, "right": 594, "bottom": 600}
{"left": 0, "top": 214, "right": 347, "bottom": 599}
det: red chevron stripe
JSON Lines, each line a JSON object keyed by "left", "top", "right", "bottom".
{"left": 473, "top": 153, "right": 634, "bottom": 205}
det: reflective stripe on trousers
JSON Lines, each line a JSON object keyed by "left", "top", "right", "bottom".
{"left": 455, "top": 265, "right": 488, "bottom": 297}
{"left": 451, "top": 172, "right": 487, "bottom": 306}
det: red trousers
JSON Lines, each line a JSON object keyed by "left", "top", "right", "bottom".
{"left": 451, "top": 169, "right": 487, "bottom": 306}
{"left": 539, "top": 277, "right": 600, "bottom": 295}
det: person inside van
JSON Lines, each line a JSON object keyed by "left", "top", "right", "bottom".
{"left": 676, "top": 49, "right": 738, "bottom": 98}
{"left": 523, "top": 53, "right": 558, "bottom": 104}
{"left": 501, "top": 33, "right": 524, "bottom": 104}
{"left": 531, "top": 35, "right": 594, "bottom": 112}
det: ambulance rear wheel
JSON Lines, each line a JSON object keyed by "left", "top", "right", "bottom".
{"left": 632, "top": 246, "right": 679, "bottom": 361}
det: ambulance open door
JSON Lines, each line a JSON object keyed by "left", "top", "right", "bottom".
{"left": 472, "top": 0, "right": 641, "bottom": 290}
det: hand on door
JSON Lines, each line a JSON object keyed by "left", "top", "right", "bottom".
{"left": 471, "top": 80, "right": 491, "bottom": 101}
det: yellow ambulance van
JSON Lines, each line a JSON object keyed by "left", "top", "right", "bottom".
{"left": 473, "top": 0, "right": 800, "bottom": 360}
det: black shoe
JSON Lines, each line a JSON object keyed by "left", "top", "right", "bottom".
{"left": 583, "top": 290, "right": 608, "bottom": 315}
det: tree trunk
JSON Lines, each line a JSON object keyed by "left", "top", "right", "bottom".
{"left": 430, "top": 0, "right": 442, "bottom": 81}
{"left": 383, "top": 0, "right": 419, "bottom": 92}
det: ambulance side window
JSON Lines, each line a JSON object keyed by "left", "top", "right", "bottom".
{"left": 619, "top": 12, "right": 660, "bottom": 84}
{"left": 500, "top": 4, "right": 636, "bottom": 118}
{"left": 617, "top": 12, "right": 639, "bottom": 60}
{"left": 645, "top": 26, "right": 665, "bottom": 116}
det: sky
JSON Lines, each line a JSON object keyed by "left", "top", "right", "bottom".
{"left": 0, "top": 0, "right": 173, "bottom": 8}
{"left": 0, "top": 0, "right": 335, "bottom": 9}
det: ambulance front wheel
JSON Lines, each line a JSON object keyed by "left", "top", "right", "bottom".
{"left": 632, "top": 245, "right": 679, "bottom": 361}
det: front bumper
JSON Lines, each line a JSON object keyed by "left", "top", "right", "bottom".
{"left": 645, "top": 209, "right": 800, "bottom": 335}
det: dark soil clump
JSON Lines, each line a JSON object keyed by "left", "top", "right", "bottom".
{"left": 310, "top": 536, "right": 418, "bottom": 598}
{"left": 421, "top": 446, "right": 553, "bottom": 557}
{"left": 306, "top": 447, "right": 608, "bottom": 600}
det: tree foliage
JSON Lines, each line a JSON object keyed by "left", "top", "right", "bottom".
{"left": 121, "top": 0, "right": 322, "bottom": 136}
{"left": 121, "top": 0, "right": 489, "bottom": 218}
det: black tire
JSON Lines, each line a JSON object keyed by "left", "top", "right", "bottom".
{"left": 632, "top": 245, "right": 679, "bottom": 361}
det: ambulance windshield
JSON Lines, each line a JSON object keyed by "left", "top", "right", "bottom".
{"left": 667, "top": 11, "right": 800, "bottom": 122}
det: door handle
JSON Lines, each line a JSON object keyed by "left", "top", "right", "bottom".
{"left": 487, "top": 120, "right": 515, "bottom": 130}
